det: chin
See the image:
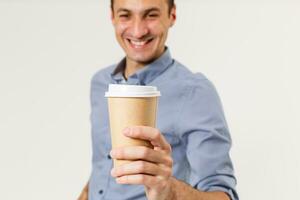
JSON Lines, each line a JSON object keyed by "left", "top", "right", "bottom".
{"left": 128, "top": 53, "right": 157, "bottom": 64}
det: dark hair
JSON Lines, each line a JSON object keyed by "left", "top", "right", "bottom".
{"left": 110, "top": 0, "right": 175, "bottom": 14}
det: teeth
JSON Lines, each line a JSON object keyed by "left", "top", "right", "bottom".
{"left": 129, "top": 39, "right": 148, "bottom": 47}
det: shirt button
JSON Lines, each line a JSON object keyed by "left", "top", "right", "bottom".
{"left": 107, "top": 154, "right": 111, "bottom": 159}
{"left": 99, "top": 190, "right": 103, "bottom": 195}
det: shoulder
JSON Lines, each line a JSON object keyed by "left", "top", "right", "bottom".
{"left": 154, "top": 60, "right": 221, "bottom": 114}
{"left": 170, "top": 60, "right": 218, "bottom": 97}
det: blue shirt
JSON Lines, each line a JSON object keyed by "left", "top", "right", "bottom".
{"left": 88, "top": 49, "right": 238, "bottom": 200}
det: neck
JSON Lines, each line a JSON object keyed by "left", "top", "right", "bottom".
{"left": 124, "top": 48, "right": 166, "bottom": 79}
{"left": 124, "top": 58, "right": 146, "bottom": 79}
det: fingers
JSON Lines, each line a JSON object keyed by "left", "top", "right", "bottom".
{"left": 111, "top": 160, "right": 172, "bottom": 178}
{"left": 115, "top": 174, "right": 168, "bottom": 188}
{"left": 110, "top": 146, "right": 173, "bottom": 167}
{"left": 123, "top": 126, "right": 172, "bottom": 153}
{"left": 111, "top": 126, "right": 174, "bottom": 191}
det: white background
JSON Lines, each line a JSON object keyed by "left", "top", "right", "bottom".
{"left": 0, "top": 0, "right": 299, "bottom": 199}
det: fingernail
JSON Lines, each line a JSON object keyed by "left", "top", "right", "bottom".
{"left": 110, "top": 150, "right": 115, "bottom": 158}
{"left": 123, "top": 127, "right": 130, "bottom": 135}
{"left": 111, "top": 168, "right": 116, "bottom": 176}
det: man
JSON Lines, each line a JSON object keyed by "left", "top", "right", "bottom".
{"left": 78, "top": 0, "right": 238, "bottom": 199}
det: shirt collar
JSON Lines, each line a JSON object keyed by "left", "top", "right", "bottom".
{"left": 111, "top": 47, "right": 173, "bottom": 85}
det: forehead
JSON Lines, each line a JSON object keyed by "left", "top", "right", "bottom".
{"left": 113, "top": 0, "right": 168, "bottom": 13}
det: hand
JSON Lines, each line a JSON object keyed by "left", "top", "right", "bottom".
{"left": 77, "top": 182, "right": 88, "bottom": 200}
{"left": 110, "top": 126, "right": 174, "bottom": 200}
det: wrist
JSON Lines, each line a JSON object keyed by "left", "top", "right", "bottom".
{"left": 165, "top": 177, "right": 176, "bottom": 200}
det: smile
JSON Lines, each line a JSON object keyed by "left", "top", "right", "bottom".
{"left": 126, "top": 38, "right": 154, "bottom": 49}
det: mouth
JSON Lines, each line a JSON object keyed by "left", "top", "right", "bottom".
{"left": 126, "top": 38, "right": 154, "bottom": 50}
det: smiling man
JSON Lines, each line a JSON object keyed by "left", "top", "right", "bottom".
{"left": 78, "top": 0, "right": 238, "bottom": 200}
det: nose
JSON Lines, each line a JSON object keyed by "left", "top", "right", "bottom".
{"left": 131, "top": 17, "right": 149, "bottom": 39}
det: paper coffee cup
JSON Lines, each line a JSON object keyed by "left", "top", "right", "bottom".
{"left": 105, "top": 84, "right": 161, "bottom": 167}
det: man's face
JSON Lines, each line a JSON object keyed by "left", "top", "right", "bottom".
{"left": 111, "top": 0, "right": 176, "bottom": 64}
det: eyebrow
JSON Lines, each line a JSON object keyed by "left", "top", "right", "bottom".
{"left": 116, "top": 8, "right": 130, "bottom": 13}
{"left": 116, "top": 7, "right": 161, "bottom": 14}
{"left": 144, "top": 7, "right": 161, "bottom": 15}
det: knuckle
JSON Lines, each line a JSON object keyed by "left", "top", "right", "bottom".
{"left": 169, "top": 158, "right": 174, "bottom": 166}
{"left": 137, "top": 161, "right": 147, "bottom": 171}
{"left": 148, "top": 177, "right": 156, "bottom": 185}
{"left": 138, "top": 175, "right": 146, "bottom": 183}
{"left": 153, "top": 130, "right": 160, "bottom": 139}
{"left": 167, "top": 143, "right": 172, "bottom": 152}
{"left": 165, "top": 157, "right": 173, "bottom": 167}
{"left": 140, "top": 147, "right": 150, "bottom": 158}
{"left": 160, "top": 180, "right": 168, "bottom": 188}
{"left": 165, "top": 168, "right": 172, "bottom": 177}
{"left": 156, "top": 176, "right": 164, "bottom": 185}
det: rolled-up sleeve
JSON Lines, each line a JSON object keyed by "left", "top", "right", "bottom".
{"left": 177, "top": 78, "right": 239, "bottom": 200}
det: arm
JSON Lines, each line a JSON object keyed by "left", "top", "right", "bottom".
{"left": 169, "top": 177, "right": 230, "bottom": 200}
{"left": 77, "top": 182, "right": 89, "bottom": 200}
{"left": 110, "top": 126, "right": 232, "bottom": 200}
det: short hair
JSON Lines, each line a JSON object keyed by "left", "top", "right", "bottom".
{"left": 110, "top": 0, "right": 175, "bottom": 14}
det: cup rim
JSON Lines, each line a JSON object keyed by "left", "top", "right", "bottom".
{"left": 105, "top": 84, "right": 161, "bottom": 97}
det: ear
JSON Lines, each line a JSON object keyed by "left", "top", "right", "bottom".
{"left": 169, "top": 4, "right": 177, "bottom": 27}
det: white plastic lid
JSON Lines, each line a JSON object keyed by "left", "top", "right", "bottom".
{"left": 105, "top": 84, "right": 161, "bottom": 97}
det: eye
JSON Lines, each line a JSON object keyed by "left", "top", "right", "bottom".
{"left": 119, "top": 14, "right": 130, "bottom": 19}
{"left": 147, "top": 13, "right": 159, "bottom": 18}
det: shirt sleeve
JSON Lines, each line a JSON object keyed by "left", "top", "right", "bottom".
{"left": 177, "top": 78, "right": 239, "bottom": 200}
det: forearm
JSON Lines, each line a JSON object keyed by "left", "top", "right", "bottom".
{"left": 168, "top": 177, "right": 230, "bottom": 200}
